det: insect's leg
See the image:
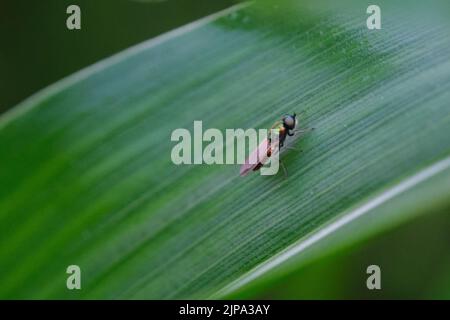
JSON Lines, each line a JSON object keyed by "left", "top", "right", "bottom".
{"left": 294, "top": 127, "right": 315, "bottom": 134}
{"left": 280, "top": 161, "right": 288, "bottom": 178}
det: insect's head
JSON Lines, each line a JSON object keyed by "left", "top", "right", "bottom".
{"left": 282, "top": 113, "right": 297, "bottom": 130}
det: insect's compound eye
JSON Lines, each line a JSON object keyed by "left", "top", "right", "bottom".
{"left": 283, "top": 115, "right": 295, "bottom": 128}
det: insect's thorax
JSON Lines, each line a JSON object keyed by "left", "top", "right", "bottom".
{"left": 269, "top": 124, "right": 287, "bottom": 145}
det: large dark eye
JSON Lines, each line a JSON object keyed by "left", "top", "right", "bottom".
{"left": 284, "top": 115, "right": 295, "bottom": 128}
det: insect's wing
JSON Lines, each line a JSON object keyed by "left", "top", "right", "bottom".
{"left": 240, "top": 138, "right": 269, "bottom": 176}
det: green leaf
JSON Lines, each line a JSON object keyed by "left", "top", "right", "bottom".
{"left": 1, "top": 0, "right": 450, "bottom": 299}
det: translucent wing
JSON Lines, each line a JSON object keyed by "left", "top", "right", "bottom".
{"left": 240, "top": 138, "right": 269, "bottom": 176}
{"left": 239, "top": 134, "right": 281, "bottom": 176}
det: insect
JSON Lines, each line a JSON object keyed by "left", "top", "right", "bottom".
{"left": 240, "top": 112, "right": 313, "bottom": 176}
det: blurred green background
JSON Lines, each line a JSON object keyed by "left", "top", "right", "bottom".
{"left": 0, "top": 0, "right": 235, "bottom": 113}
{"left": 1, "top": 0, "right": 449, "bottom": 299}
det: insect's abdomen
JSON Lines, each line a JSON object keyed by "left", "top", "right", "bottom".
{"left": 252, "top": 162, "right": 263, "bottom": 171}
{"left": 253, "top": 147, "right": 272, "bottom": 171}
